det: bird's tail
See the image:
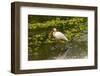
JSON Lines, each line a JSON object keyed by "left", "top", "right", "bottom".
{"left": 65, "top": 37, "right": 68, "bottom": 41}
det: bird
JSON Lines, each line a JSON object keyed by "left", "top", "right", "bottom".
{"left": 52, "top": 28, "right": 68, "bottom": 41}
{"left": 49, "top": 28, "right": 70, "bottom": 58}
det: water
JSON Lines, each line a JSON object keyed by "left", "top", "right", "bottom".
{"left": 28, "top": 41, "right": 88, "bottom": 60}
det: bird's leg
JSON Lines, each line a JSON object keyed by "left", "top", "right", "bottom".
{"left": 53, "top": 39, "right": 58, "bottom": 49}
{"left": 53, "top": 39, "right": 60, "bottom": 49}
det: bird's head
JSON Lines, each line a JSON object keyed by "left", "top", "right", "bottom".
{"left": 48, "top": 28, "right": 57, "bottom": 38}
{"left": 53, "top": 28, "right": 57, "bottom": 32}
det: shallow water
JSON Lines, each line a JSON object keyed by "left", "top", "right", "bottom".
{"left": 28, "top": 41, "right": 87, "bottom": 60}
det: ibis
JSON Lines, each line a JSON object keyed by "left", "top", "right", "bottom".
{"left": 52, "top": 28, "right": 68, "bottom": 41}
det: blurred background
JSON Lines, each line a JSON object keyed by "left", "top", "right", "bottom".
{"left": 28, "top": 15, "right": 88, "bottom": 60}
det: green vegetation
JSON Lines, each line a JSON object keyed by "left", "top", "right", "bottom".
{"left": 28, "top": 15, "right": 88, "bottom": 60}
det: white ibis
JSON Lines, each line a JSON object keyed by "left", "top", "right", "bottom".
{"left": 52, "top": 28, "right": 68, "bottom": 41}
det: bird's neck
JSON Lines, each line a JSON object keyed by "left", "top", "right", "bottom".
{"left": 53, "top": 31, "right": 56, "bottom": 36}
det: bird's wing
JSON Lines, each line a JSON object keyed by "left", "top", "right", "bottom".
{"left": 55, "top": 32, "right": 68, "bottom": 40}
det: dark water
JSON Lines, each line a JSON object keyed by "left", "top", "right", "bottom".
{"left": 28, "top": 41, "right": 88, "bottom": 60}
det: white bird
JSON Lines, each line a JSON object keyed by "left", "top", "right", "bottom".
{"left": 52, "top": 28, "right": 68, "bottom": 41}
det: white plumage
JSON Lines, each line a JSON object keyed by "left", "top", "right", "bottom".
{"left": 52, "top": 28, "right": 68, "bottom": 41}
